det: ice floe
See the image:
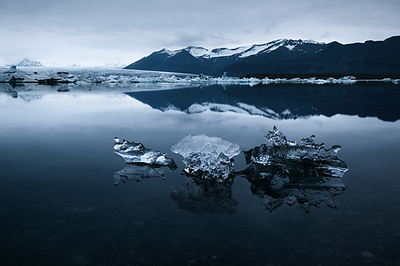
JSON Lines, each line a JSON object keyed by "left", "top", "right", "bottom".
{"left": 1, "top": 66, "right": 399, "bottom": 86}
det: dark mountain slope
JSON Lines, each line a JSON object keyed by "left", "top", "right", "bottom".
{"left": 125, "top": 36, "right": 400, "bottom": 77}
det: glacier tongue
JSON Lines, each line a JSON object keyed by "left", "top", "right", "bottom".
{"left": 171, "top": 134, "right": 240, "bottom": 181}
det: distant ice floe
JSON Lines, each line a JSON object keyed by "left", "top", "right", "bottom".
{"left": 261, "top": 76, "right": 357, "bottom": 85}
{"left": 1, "top": 66, "right": 399, "bottom": 86}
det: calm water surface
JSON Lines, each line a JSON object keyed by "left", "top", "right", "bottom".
{"left": 1, "top": 83, "right": 400, "bottom": 266}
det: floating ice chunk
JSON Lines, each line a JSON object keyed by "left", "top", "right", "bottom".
{"left": 3, "top": 66, "right": 17, "bottom": 73}
{"left": 171, "top": 134, "right": 240, "bottom": 181}
{"left": 114, "top": 137, "right": 177, "bottom": 169}
{"left": 245, "top": 126, "right": 348, "bottom": 178}
{"left": 240, "top": 126, "right": 348, "bottom": 212}
{"left": 261, "top": 76, "right": 357, "bottom": 85}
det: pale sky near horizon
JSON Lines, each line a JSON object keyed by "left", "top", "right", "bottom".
{"left": 1, "top": 0, "right": 399, "bottom": 67}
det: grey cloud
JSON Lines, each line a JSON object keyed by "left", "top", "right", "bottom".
{"left": 1, "top": 0, "right": 399, "bottom": 66}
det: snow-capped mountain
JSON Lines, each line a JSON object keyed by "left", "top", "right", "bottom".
{"left": 161, "top": 39, "right": 325, "bottom": 60}
{"left": 125, "top": 36, "right": 400, "bottom": 77}
{"left": 17, "top": 58, "right": 42, "bottom": 67}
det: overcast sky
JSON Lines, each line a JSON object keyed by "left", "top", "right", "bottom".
{"left": 1, "top": 0, "right": 399, "bottom": 67}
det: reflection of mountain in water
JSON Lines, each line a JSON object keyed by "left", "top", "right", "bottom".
{"left": 18, "top": 94, "right": 44, "bottom": 102}
{"left": 126, "top": 83, "right": 400, "bottom": 122}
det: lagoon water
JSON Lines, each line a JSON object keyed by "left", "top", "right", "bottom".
{"left": 1, "top": 82, "right": 400, "bottom": 265}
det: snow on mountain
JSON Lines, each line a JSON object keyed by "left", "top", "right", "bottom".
{"left": 209, "top": 46, "right": 251, "bottom": 58}
{"left": 17, "top": 58, "right": 42, "bottom": 67}
{"left": 125, "top": 36, "right": 400, "bottom": 77}
{"left": 159, "top": 39, "right": 326, "bottom": 59}
{"left": 185, "top": 46, "right": 210, "bottom": 57}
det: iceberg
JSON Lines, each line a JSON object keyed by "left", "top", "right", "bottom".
{"left": 239, "top": 126, "right": 348, "bottom": 212}
{"left": 171, "top": 134, "right": 240, "bottom": 181}
{"left": 113, "top": 137, "right": 177, "bottom": 169}
{"left": 3, "top": 66, "right": 17, "bottom": 73}
{"left": 243, "top": 126, "right": 348, "bottom": 178}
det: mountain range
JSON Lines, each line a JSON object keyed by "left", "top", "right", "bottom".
{"left": 17, "top": 58, "right": 42, "bottom": 67}
{"left": 124, "top": 36, "right": 400, "bottom": 78}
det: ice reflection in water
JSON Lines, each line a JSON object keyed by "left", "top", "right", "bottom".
{"left": 113, "top": 127, "right": 348, "bottom": 213}
{"left": 114, "top": 165, "right": 175, "bottom": 185}
{"left": 171, "top": 177, "right": 237, "bottom": 215}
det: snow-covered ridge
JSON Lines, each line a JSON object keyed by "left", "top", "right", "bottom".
{"left": 17, "top": 58, "right": 42, "bottom": 67}
{"left": 159, "top": 39, "right": 326, "bottom": 59}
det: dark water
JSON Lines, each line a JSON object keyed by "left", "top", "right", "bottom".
{"left": 1, "top": 83, "right": 400, "bottom": 266}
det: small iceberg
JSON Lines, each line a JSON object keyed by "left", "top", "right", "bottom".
{"left": 171, "top": 134, "right": 240, "bottom": 182}
{"left": 114, "top": 137, "right": 177, "bottom": 169}
{"left": 239, "top": 126, "right": 348, "bottom": 212}
{"left": 242, "top": 126, "right": 348, "bottom": 178}
{"left": 113, "top": 138, "right": 177, "bottom": 185}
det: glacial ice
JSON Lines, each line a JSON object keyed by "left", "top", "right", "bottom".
{"left": 171, "top": 134, "right": 240, "bottom": 181}
{"left": 111, "top": 128, "right": 348, "bottom": 213}
{"left": 240, "top": 126, "right": 348, "bottom": 212}
{"left": 113, "top": 137, "right": 177, "bottom": 169}
{"left": 244, "top": 126, "right": 348, "bottom": 178}
{"left": 1, "top": 66, "right": 398, "bottom": 86}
